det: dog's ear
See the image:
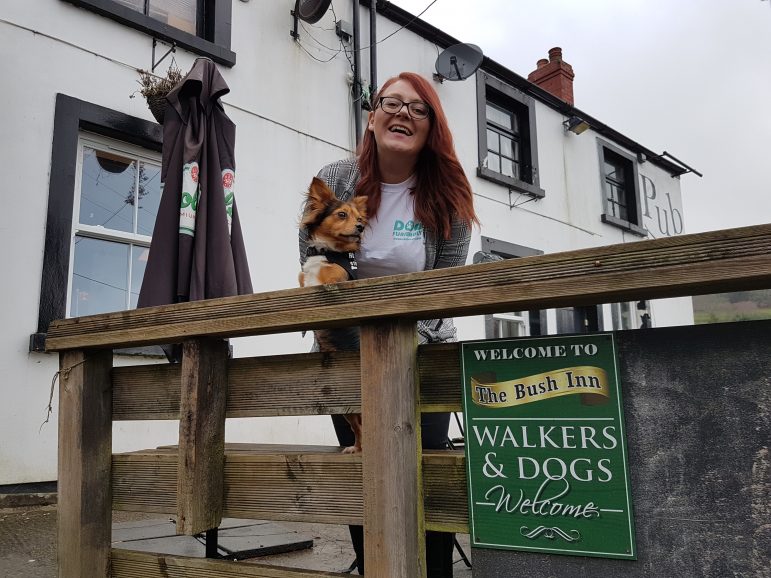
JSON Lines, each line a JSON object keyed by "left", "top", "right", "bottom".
{"left": 302, "top": 177, "right": 336, "bottom": 230}
{"left": 306, "top": 177, "right": 335, "bottom": 209}
{"left": 302, "top": 177, "right": 332, "bottom": 225}
{"left": 352, "top": 195, "right": 368, "bottom": 218}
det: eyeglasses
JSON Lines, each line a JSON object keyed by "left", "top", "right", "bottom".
{"left": 376, "top": 96, "right": 432, "bottom": 120}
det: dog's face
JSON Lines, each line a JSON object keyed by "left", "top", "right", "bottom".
{"left": 302, "top": 177, "right": 367, "bottom": 253}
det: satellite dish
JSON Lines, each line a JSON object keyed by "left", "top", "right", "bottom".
{"left": 295, "top": 0, "right": 332, "bottom": 24}
{"left": 434, "top": 43, "right": 484, "bottom": 82}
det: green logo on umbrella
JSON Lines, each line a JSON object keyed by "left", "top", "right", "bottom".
{"left": 179, "top": 162, "right": 200, "bottom": 236}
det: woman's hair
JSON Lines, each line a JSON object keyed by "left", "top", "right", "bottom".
{"left": 356, "top": 72, "right": 478, "bottom": 239}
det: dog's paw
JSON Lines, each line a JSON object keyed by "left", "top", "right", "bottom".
{"left": 341, "top": 445, "right": 362, "bottom": 454}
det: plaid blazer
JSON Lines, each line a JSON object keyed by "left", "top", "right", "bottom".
{"left": 299, "top": 158, "right": 471, "bottom": 344}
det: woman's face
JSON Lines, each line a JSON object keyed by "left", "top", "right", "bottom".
{"left": 367, "top": 79, "right": 431, "bottom": 164}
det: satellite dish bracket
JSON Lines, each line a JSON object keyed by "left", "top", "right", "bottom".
{"left": 290, "top": 0, "right": 333, "bottom": 40}
{"left": 434, "top": 43, "right": 484, "bottom": 82}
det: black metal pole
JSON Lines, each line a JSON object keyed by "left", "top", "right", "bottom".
{"left": 352, "top": 0, "right": 362, "bottom": 147}
{"left": 205, "top": 527, "right": 218, "bottom": 558}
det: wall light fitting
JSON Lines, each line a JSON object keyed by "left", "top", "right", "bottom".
{"left": 563, "top": 115, "right": 590, "bottom": 135}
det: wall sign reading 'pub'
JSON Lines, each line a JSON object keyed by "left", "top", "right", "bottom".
{"left": 461, "top": 334, "right": 636, "bottom": 559}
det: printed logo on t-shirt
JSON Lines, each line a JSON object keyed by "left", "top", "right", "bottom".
{"left": 393, "top": 219, "right": 423, "bottom": 241}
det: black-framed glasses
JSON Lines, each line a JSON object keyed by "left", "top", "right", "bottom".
{"left": 376, "top": 96, "right": 432, "bottom": 120}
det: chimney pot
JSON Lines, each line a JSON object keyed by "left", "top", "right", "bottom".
{"left": 548, "top": 47, "right": 563, "bottom": 61}
{"left": 527, "top": 47, "right": 575, "bottom": 106}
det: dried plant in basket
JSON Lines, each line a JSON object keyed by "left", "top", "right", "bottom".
{"left": 133, "top": 64, "right": 184, "bottom": 124}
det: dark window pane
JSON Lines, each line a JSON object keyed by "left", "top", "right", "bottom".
{"left": 604, "top": 149, "right": 631, "bottom": 222}
{"left": 70, "top": 236, "right": 129, "bottom": 316}
{"left": 604, "top": 161, "right": 625, "bottom": 185}
{"left": 606, "top": 182, "right": 628, "bottom": 220}
{"left": 136, "top": 161, "right": 162, "bottom": 236}
{"left": 149, "top": 0, "right": 197, "bottom": 35}
{"left": 80, "top": 147, "right": 136, "bottom": 234}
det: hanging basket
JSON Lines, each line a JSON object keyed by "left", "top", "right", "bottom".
{"left": 146, "top": 93, "right": 169, "bottom": 125}
{"left": 135, "top": 63, "right": 182, "bottom": 125}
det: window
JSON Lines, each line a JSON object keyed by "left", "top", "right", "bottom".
{"left": 611, "top": 300, "right": 651, "bottom": 330}
{"left": 556, "top": 306, "right": 603, "bottom": 334}
{"left": 485, "top": 101, "right": 522, "bottom": 181}
{"left": 476, "top": 72, "right": 545, "bottom": 198}
{"left": 62, "top": 0, "right": 235, "bottom": 66}
{"left": 490, "top": 311, "right": 530, "bottom": 338}
{"left": 598, "top": 141, "right": 646, "bottom": 236}
{"left": 479, "top": 237, "right": 547, "bottom": 338}
{"left": 115, "top": 0, "right": 197, "bottom": 35}
{"left": 69, "top": 136, "right": 161, "bottom": 317}
{"left": 32, "top": 94, "right": 162, "bottom": 351}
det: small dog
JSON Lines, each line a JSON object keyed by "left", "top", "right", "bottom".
{"left": 300, "top": 177, "right": 367, "bottom": 453}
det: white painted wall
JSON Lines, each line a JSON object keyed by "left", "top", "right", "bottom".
{"left": 0, "top": 0, "right": 691, "bottom": 484}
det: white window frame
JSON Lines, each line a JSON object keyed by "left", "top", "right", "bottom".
{"left": 491, "top": 311, "right": 530, "bottom": 338}
{"left": 610, "top": 301, "right": 651, "bottom": 330}
{"left": 66, "top": 132, "right": 161, "bottom": 317}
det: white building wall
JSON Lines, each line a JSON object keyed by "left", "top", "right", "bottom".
{"left": 0, "top": 0, "right": 691, "bottom": 484}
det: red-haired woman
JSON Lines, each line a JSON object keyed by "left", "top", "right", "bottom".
{"left": 300, "top": 72, "right": 477, "bottom": 576}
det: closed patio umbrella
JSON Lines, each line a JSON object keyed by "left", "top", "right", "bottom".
{"left": 138, "top": 57, "right": 252, "bottom": 325}
{"left": 136, "top": 58, "right": 252, "bottom": 553}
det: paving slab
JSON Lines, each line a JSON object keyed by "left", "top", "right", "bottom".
{"left": 112, "top": 517, "right": 313, "bottom": 560}
{"left": 0, "top": 507, "right": 473, "bottom": 577}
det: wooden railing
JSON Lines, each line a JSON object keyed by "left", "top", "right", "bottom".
{"left": 47, "top": 224, "right": 771, "bottom": 578}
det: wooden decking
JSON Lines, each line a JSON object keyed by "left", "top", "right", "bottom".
{"left": 49, "top": 224, "right": 771, "bottom": 577}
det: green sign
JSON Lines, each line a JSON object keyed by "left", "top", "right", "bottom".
{"left": 460, "top": 334, "right": 636, "bottom": 559}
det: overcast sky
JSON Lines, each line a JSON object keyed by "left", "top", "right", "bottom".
{"left": 389, "top": 0, "right": 771, "bottom": 233}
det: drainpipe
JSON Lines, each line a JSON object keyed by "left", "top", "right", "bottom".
{"left": 352, "top": 0, "right": 362, "bottom": 147}
{"left": 370, "top": 0, "right": 377, "bottom": 100}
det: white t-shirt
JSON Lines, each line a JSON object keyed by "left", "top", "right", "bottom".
{"left": 357, "top": 175, "right": 426, "bottom": 279}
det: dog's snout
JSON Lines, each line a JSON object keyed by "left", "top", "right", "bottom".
{"left": 356, "top": 224, "right": 364, "bottom": 232}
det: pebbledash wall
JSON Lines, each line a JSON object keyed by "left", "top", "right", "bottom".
{"left": 0, "top": 0, "right": 694, "bottom": 485}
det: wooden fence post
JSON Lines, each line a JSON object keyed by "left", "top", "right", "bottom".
{"left": 361, "top": 320, "right": 425, "bottom": 578}
{"left": 58, "top": 348, "right": 113, "bottom": 578}
{"left": 177, "top": 338, "right": 228, "bottom": 535}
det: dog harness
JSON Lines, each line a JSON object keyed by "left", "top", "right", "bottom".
{"left": 306, "top": 246, "right": 359, "bottom": 280}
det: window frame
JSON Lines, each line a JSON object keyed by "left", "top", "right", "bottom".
{"left": 480, "top": 236, "right": 547, "bottom": 338}
{"left": 597, "top": 139, "right": 646, "bottom": 236}
{"left": 31, "top": 94, "right": 162, "bottom": 352}
{"left": 62, "top": 0, "right": 235, "bottom": 67}
{"left": 67, "top": 134, "right": 161, "bottom": 317}
{"left": 476, "top": 72, "right": 545, "bottom": 199}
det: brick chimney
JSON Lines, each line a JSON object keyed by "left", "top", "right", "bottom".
{"left": 527, "top": 47, "right": 575, "bottom": 105}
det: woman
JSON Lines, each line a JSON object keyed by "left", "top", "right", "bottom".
{"left": 299, "top": 72, "right": 478, "bottom": 576}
